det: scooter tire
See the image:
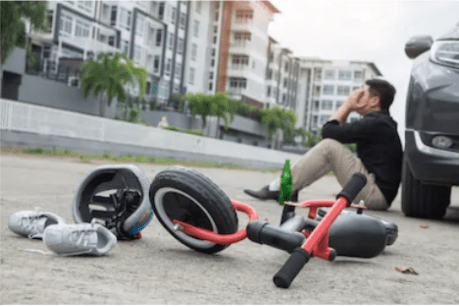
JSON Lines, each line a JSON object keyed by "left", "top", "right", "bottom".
{"left": 149, "top": 166, "right": 238, "bottom": 254}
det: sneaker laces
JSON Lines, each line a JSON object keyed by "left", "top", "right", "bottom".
{"left": 20, "top": 215, "right": 43, "bottom": 239}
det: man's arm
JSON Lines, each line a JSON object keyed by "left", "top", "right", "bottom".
{"left": 329, "top": 88, "right": 365, "bottom": 124}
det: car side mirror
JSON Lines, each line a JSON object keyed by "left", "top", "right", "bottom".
{"left": 405, "top": 36, "right": 433, "bottom": 59}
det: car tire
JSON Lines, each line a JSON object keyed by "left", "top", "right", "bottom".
{"left": 401, "top": 157, "right": 450, "bottom": 219}
{"left": 149, "top": 167, "right": 238, "bottom": 254}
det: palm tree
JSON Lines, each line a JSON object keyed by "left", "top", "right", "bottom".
{"left": 80, "top": 52, "right": 147, "bottom": 117}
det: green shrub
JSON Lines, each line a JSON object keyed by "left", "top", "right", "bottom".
{"left": 163, "top": 125, "right": 204, "bottom": 136}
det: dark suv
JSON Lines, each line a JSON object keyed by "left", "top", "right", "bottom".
{"left": 402, "top": 23, "right": 459, "bottom": 219}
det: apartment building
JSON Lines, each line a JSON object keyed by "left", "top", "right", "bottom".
{"left": 293, "top": 58, "right": 382, "bottom": 133}
{"left": 23, "top": 0, "right": 383, "bottom": 136}
{"left": 214, "top": 1, "right": 280, "bottom": 108}
{"left": 28, "top": 1, "right": 197, "bottom": 105}
{"left": 184, "top": 1, "right": 222, "bottom": 95}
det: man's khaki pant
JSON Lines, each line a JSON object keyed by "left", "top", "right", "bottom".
{"left": 276, "top": 138, "right": 389, "bottom": 210}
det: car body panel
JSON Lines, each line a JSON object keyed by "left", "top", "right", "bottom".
{"left": 404, "top": 24, "right": 459, "bottom": 186}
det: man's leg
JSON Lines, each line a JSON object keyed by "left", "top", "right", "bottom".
{"left": 272, "top": 138, "right": 388, "bottom": 210}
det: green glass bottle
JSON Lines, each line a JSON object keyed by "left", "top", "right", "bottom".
{"left": 278, "top": 159, "right": 292, "bottom": 205}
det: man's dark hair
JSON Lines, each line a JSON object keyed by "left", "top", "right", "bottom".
{"left": 365, "top": 79, "right": 396, "bottom": 111}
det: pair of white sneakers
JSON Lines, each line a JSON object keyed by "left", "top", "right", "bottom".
{"left": 8, "top": 211, "right": 117, "bottom": 256}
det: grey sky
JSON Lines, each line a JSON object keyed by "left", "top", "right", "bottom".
{"left": 268, "top": 0, "right": 459, "bottom": 144}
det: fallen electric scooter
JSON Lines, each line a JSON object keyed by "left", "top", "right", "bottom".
{"left": 73, "top": 165, "right": 398, "bottom": 289}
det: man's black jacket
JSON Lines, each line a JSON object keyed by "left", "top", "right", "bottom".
{"left": 321, "top": 111, "right": 403, "bottom": 206}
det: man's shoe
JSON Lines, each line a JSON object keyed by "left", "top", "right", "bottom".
{"left": 244, "top": 186, "right": 298, "bottom": 202}
{"left": 43, "top": 222, "right": 117, "bottom": 256}
{"left": 8, "top": 211, "right": 67, "bottom": 239}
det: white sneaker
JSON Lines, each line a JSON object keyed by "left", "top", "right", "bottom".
{"left": 8, "top": 211, "right": 67, "bottom": 239}
{"left": 43, "top": 223, "right": 117, "bottom": 256}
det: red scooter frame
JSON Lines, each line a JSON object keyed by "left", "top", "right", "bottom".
{"left": 172, "top": 173, "right": 368, "bottom": 288}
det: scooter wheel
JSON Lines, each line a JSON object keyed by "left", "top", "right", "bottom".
{"left": 149, "top": 167, "right": 238, "bottom": 254}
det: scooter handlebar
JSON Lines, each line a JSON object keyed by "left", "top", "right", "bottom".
{"left": 336, "top": 173, "right": 367, "bottom": 204}
{"left": 273, "top": 247, "right": 311, "bottom": 288}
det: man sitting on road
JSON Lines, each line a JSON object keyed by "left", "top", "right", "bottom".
{"left": 244, "top": 79, "right": 403, "bottom": 210}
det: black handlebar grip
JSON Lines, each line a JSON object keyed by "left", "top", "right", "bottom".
{"left": 336, "top": 173, "right": 367, "bottom": 204}
{"left": 273, "top": 248, "right": 311, "bottom": 288}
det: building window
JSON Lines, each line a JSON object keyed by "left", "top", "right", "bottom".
{"left": 120, "top": 8, "right": 131, "bottom": 30}
{"left": 337, "top": 85, "right": 350, "bottom": 96}
{"left": 214, "top": 12, "right": 219, "bottom": 21}
{"left": 314, "top": 68, "right": 322, "bottom": 81}
{"left": 156, "top": 29, "right": 162, "bottom": 46}
{"left": 108, "top": 35, "right": 115, "bottom": 46}
{"left": 338, "top": 70, "right": 352, "bottom": 80}
{"left": 170, "top": 7, "right": 176, "bottom": 24}
{"left": 314, "top": 85, "right": 321, "bottom": 96}
{"left": 134, "top": 45, "right": 142, "bottom": 64}
{"left": 229, "top": 78, "right": 246, "bottom": 90}
{"left": 213, "top": 36, "right": 217, "bottom": 44}
{"left": 323, "top": 85, "right": 334, "bottom": 95}
{"left": 175, "top": 63, "right": 181, "bottom": 79}
{"left": 313, "top": 100, "right": 320, "bottom": 111}
{"left": 154, "top": 55, "right": 160, "bottom": 73}
{"left": 165, "top": 58, "right": 171, "bottom": 75}
{"left": 324, "top": 69, "right": 335, "bottom": 80}
{"left": 235, "top": 10, "right": 253, "bottom": 23}
{"left": 43, "top": 45, "right": 51, "bottom": 58}
{"left": 189, "top": 67, "right": 195, "bottom": 85}
{"left": 283, "top": 78, "right": 288, "bottom": 88}
{"left": 231, "top": 55, "right": 249, "bottom": 69}
{"left": 75, "top": 19, "right": 90, "bottom": 37}
{"left": 229, "top": 77, "right": 246, "bottom": 96}
{"left": 180, "top": 13, "right": 186, "bottom": 29}
{"left": 121, "top": 40, "right": 129, "bottom": 55}
{"left": 77, "top": 1, "right": 93, "bottom": 13}
{"left": 284, "top": 62, "right": 289, "bottom": 72}
{"left": 168, "top": 33, "right": 174, "bottom": 50}
{"left": 177, "top": 38, "right": 183, "bottom": 54}
{"left": 354, "top": 70, "right": 362, "bottom": 80}
{"left": 282, "top": 93, "right": 286, "bottom": 103}
{"left": 211, "top": 59, "right": 215, "bottom": 67}
{"left": 336, "top": 100, "right": 344, "bottom": 109}
{"left": 215, "top": 2, "right": 220, "bottom": 9}
{"left": 158, "top": 2, "right": 165, "bottom": 19}
{"left": 196, "top": 1, "right": 201, "bottom": 13}
{"left": 321, "top": 100, "right": 333, "bottom": 110}
{"left": 209, "top": 72, "right": 214, "bottom": 80}
{"left": 150, "top": 1, "right": 157, "bottom": 16}
{"left": 110, "top": 6, "right": 117, "bottom": 26}
{"left": 267, "top": 86, "right": 271, "bottom": 97}
{"left": 269, "top": 52, "right": 274, "bottom": 62}
{"left": 46, "top": 10, "right": 53, "bottom": 33}
{"left": 193, "top": 20, "right": 199, "bottom": 37}
{"left": 136, "top": 14, "right": 145, "bottom": 36}
{"left": 267, "top": 69, "right": 273, "bottom": 79}
{"left": 214, "top": 25, "right": 218, "bottom": 33}
{"left": 209, "top": 82, "right": 213, "bottom": 91}
{"left": 191, "top": 44, "right": 197, "bottom": 61}
{"left": 211, "top": 48, "right": 215, "bottom": 56}
{"left": 233, "top": 32, "right": 251, "bottom": 46}
{"left": 148, "top": 27, "right": 155, "bottom": 47}
{"left": 59, "top": 13, "right": 73, "bottom": 36}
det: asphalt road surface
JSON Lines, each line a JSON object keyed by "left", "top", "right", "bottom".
{"left": 1, "top": 153, "right": 458, "bottom": 304}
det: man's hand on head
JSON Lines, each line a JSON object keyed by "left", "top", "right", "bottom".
{"left": 344, "top": 88, "right": 366, "bottom": 112}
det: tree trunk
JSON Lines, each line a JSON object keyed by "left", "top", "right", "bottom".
{"left": 99, "top": 92, "right": 107, "bottom": 117}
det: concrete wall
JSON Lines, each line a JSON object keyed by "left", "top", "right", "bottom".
{"left": 2, "top": 48, "right": 26, "bottom": 75}
{"left": 17, "top": 74, "right": 118, "bottom": 118}
{"left": 0, "top": 99, "right": 299, "bottom": 169}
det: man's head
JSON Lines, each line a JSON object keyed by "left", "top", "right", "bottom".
{"left": 365, "top": 79, "right": 396, "bottom": 111}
